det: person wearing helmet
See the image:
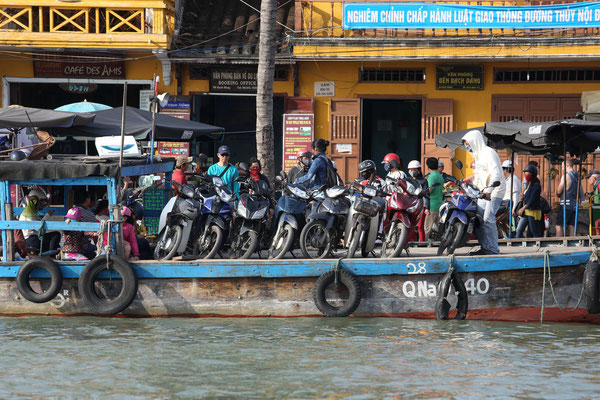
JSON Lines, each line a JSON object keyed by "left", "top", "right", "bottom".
{"left": 296, "top": 138, "right": 334, "bottom": 189}
{"left": 407, "top": 160, "right": 428, "bottom": 241}
{"left": 62, "top": 207, "right": 95, "bottom": 260}
{"left": 382, "top": 153, "right": 406, "bottom": 190}
{"left": 502, "top": 160, "right": 522, "bottom": 216}
{"left": 425, "top": 157, "right": 444, "bottom": 240}
{"left": 358, "top": 160, "right": 384, "bottom": 189}
{"left": 462, "top": 129, "right": 506, "bottom": 255}
{"left": 103, "top": 206, "right": 139, "bottom": 260}
{"left": 288, "top": 149, "right": 312, "bottom": 185}
{"left": 18, "top": 188, "right": 60, "bottom": 253}
{"left": 515, "top": 164, "right": 543, "bottom": 238}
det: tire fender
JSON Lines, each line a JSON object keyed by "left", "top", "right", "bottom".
{"left": 281, "top": 213, "right": 299, "bottom": 231}
{"left": 17, "top": 257, "right": 62, "bottom": 303}
{"left": 78, "top": 255, "right": 138, "bottom": 315}
{"left": 313, "top": 268, "right": 361, "bottom": 317}
{"left": 583, "top": 260, "right": 600, "bottom": 314}
{"left": 435, "top": 267, "right": 469, "bottom": 320}
{"left": 206, "top": 214, "right": 226, "bottom": 231}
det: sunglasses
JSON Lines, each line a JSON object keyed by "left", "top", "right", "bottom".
{"left": 220, "top": 153, "right": 230, "bottom": 157}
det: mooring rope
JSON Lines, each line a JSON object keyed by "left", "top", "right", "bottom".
{"left": 540, "top": 249, "right": 586, "bottom": 323}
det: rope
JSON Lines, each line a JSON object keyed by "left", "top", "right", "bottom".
{"left": 541, "top": 250, "right": 585, "bottom": 324}
{"left": 447, "top": 253, "right": 455, "bottom": 273}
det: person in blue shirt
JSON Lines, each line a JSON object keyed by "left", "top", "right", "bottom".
{"left": 295, "top": 138, "right": 331, "bottom": 189}
{"left": 207, "top": 145, "right": 239, "bottom": 194}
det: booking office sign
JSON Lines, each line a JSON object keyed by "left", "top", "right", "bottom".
{"left": 343, "top": 1, "right": 600, "bottom": 30}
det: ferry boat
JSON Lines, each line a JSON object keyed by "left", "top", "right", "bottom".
{"left": 1, "top": 156, "right": 599, "bottom": 323}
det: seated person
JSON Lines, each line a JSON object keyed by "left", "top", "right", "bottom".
{"left": 19, "top": 189, "right": 60, "bottom": 254}
{"left": 102, "top": 206, "right": 139, "bottom": 260}
{"left": 62, "top": 207, "right": 96, "bottom": 260}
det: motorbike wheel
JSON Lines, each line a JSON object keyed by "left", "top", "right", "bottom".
{"left": 269, "top": 225, "right": 295, "bottom": 260}
{"left": 445, "top": 221, "right": 466, "bottom": 256}
{"left": 300, "top": 220, "right": 333, "bottom": 259}
{"left": 153, "top": 225, "right": 183, "bottom": 261}
{"left": 195, "top": 225, "right": 224, "bottom": 259}
{"left": 346, "top": 224, "right": 364, "bottom": 259}
{"left": 497, "top": 221, "right": 509, "bottom": 239}
{"left": 232, "top": 231, "right": 259, "bottom": 259}
{"left": 380, "top": 223, "right": 409, "bottom": 258}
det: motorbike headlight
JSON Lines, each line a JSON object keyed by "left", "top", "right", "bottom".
{"left": 466, "top": 186, "right": 480, "bottom": 198}
{"left": 181, "top": 185, "right": 194, "bottom": 198}
{"left": 363, "top": 187, "right": 377, "bottom": 197}
{"left": 212, "top": 176, "right": 224, "bottom": 186}
{"left": 289, "top": 184, "right": 309, "bottom": 199}
{"left": 407, "top": 202, "right": 420, "bottom": 213}
{"left": 237, "top": 202, "right": 250, "bottom": 218}
{"left": 256, "top": 206, "right": 268, "bottom": 219}
{"left": 326, "top": 186, "right": 346, "bottom": 198}
{"left": 216, "top": 186, "right": 233, "bottom": 203}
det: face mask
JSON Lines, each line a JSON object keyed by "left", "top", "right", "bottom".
{"left": 384, "top": 164, "right": 390, "bottom": 172}
{"left": 409, "top": 170, "right": 419, "bottom": 178}
{"left": 465, "top": 145, "right": 473, "bottom": 153}
{"left": 525, "top": 174, "right": 534, "bottom": 182}
{"left": 250, "top": 167, "right": 260, "bottom": 175}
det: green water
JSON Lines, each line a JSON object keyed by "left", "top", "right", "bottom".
{"left": 0, "top": 317, "right": 599, "bottom": 399}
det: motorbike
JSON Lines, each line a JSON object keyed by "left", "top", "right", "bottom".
{"left": 268, "top": 172, "right": 310, "bottom": 259}
{"left": 154, "top": 181, "right": 202, "bottom": 260}
{"left": 380, "top": 178, "right": 433, "bottom": 258}
{"left": 194, "top": 175, "right": 234, "bottom": 259}
{"left": 437, "top": 160, "right": 501, "bottom": 256}
{"left": 344, "top": 180, "right": 387, "bottom": 258}
{"left": 299, "top": 184, "right": 350, "bottom": 259}
{"left": 230, "top": 176, "right": 272, "bottom": 259}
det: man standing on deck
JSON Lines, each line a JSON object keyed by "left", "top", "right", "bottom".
{"left": 462, "top": 130, "right": 506, "bottom": 255}
{"left": 207, "top": 145, "right": 239, "bottom": 194}
{"left": 556, "top": 158, "right": 582, "bottom": 237}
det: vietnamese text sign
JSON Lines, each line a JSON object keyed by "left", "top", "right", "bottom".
{"left": 314, "top": 81, "right": 335, "bottom": 97}
{"left": 283, "top": 114, "right": 314, "bottom": 173}
{"left": 210, "top": 69, "right": 257, "bottom": 93}
{"left": 158, "top": 141, "right": 190, "bottom": 156}
{"left": 343, "top": 2, "right": 600, "bottom": 29}
{"left": 436, "top": 65, "right": 483, "bottom": 90}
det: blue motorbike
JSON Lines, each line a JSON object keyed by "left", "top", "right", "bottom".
{"left": 437, "top": 161, "right": 501, "bottom": 256}
{"left": 194, "top": 175, "right": 234, "bottom": 259}
{"left": 268, "top": 172, "right": 310, "bottom": 259}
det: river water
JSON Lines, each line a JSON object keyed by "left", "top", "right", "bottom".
{"left": 1, "top": 317, "right": 599, "bottom": 399}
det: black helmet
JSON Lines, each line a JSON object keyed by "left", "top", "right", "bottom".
{"left": 358, "top": 160, "right": 376, "bottom": 174}
{"left": 127, "top": 201, "right": 144, "bottom": 220}
{"left": 523, "top": 164, "right": 538, "bottom": 175}
{"left": 9, "top": 150, "right": 26, "bottom": 161}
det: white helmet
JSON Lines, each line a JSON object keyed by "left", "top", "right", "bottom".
{"left": 501, "top": 160, "right": 512, "bottom": 168}
{"left": 407, "top": 160, "right": 421, "bottom": 169}
{"left": 28, "top": 189, "right": 47, "bottom": 200}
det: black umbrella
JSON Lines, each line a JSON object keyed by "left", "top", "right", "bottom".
{"left": 0, "top": 106, "right": 95, "bottom": 129}
{"left": 55, "top": 106, "right": 224, "bottom": 140}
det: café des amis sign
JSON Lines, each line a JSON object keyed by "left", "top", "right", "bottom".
{"left": 33, "top": 53, "right": 125, "bottom": 79}
{"left": 342, "top": 1, "right": 600, "bottom": 29}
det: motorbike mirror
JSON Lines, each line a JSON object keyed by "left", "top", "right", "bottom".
{"left": 198, "top": 153, "right": 208, "bottom": 165}
{"left": 238, "top": 162, "right": 249, "bottom": 173}
{"left": 275, "top": 175, "right": 283, "bottom": 183}
{"left": 280, "top": 170, "right": 287, "bottom": 180}
{"left": 455, "top": 160, "right": 463, "bottom": 170}
{"left": 491, "top": 180, "right": 501, "bottom": 188}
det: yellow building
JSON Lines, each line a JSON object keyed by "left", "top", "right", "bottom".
{"left": 290, "top": 0, "right": 600, "bottom": 185}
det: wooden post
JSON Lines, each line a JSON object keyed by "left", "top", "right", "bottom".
{"left": 4, "top": 203, "right": 14, "bottom": 262}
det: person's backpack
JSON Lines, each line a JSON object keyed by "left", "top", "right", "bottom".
{"left": 319, "top": 156, "right": 342, "bottom": 188}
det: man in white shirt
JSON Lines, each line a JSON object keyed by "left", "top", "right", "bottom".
{"left": 502, "top": 160, "right": 521, "bottom": 213}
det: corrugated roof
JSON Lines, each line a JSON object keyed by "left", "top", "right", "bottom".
{"left": 173, "top": 0, "right": 294, "bottom": 58}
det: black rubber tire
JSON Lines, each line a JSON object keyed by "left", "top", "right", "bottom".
{"left": 196, "top": 225, "right": 224, "bottom": 260}
{"left": 153, "top": 225, "right": 183, "bottom": 261}
{"left": 78, "top": 255, "right": 138, "bottom": 315}
{"left": 16, "top": 257, "right": 62, "bottom": 303}
{"left": 269, "top": 224, "right": 295, "bottom": 260}
{"left": 300, "top": 220, "right": 333, "bottom": 259}
{"left": 382, "top": 223, "right": 409, "bottom": 259}
{"left": 446, "top": 222, "right": 467, "bottom": 255}
{"left": 435, "top": 268, "right": 469, "bottom": 320}
{"left": 584, "top": 260, "right": 600, "bottom": 314}
{"left": 232, "top": 231, "right": 259, "bottom": 259}
{"left": 346, "top": 224, "right": 364, "bottom": 259}
{"left": 313, "top": 269, "right": 361, "bottom": 317}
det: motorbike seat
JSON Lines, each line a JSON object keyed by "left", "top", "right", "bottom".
{"left": 496, "top": 201, "right": 508, "bottom": 216}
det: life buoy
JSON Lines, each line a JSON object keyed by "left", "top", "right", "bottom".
{"left": 314, "top": 269, "right": 361, "bottom": 317}
{"left": 435, "top": 268, "right": 468, "bottom": 320}
{"left": 17, "top": 257, "right": 62, "bottom": 303}
{"left": 78, "top": 255, "right": 138, "bottom": 315}
{"left": 583, "top": 260, "right": 600, "bottom": 314}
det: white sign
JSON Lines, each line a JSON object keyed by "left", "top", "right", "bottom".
{"left": 139, "top": 89, "right": 154, "bottom": 111}
{"left": 314, "top": 81, "right": 335, "bottom": 97}
{"left": 181, "top": 130, "right": 193, "bottom": 140}
{"left": 336, "top": 143, "right": 352, "bottom": 154}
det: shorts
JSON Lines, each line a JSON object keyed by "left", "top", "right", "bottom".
{"left": 556, "top": 207, "right": 576, "bottom": 227}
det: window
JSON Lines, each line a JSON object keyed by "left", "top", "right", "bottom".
{"left": 360, "top": 69, "right": 425, "bottom": 83}
{"left": 494, "top": 68, "right": 600, "bottom": 83}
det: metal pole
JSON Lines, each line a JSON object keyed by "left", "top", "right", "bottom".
{"left": 118, "top": 82, "right": 127, "bottom": 200}
{"left": 149, "top": 74, "right": 159, "bottom": 165}
{"left": 574, "top": 154, "right": 583, "bottom": 236}
{"left": 562, "top": 125, "right": 567, "bottom": 236}
{"left": 510, "top": 151, "right": 515, "bottom": 235}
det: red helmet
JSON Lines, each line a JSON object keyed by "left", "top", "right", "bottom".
{"left": 382, "top": 153, "right": 401, "bottom": 170}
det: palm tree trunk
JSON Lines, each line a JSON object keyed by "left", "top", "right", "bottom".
{"left": 255, "top": 0, "right": 277, "bottom": 180}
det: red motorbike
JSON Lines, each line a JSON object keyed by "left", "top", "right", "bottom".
{"left": 380, "top": 178, "right": 427, "bottom": 258}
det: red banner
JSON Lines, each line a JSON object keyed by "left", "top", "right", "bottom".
{"left": 282, "top": 114, "right": 314, "bottom": 173}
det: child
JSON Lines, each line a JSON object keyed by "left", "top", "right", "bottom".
{"left": 103, "top": 206, "right": 139, "bottom": 260}
{"left": 62, "top": 207, "right": 92, "bottom": 260}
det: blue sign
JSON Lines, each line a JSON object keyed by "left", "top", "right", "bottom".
{"left": 343, "top": 1, "right": 600, "bottom": 29}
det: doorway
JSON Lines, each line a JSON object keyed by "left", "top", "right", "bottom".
{"left": 361, "top": 99, "right": 422, "bottom": 177}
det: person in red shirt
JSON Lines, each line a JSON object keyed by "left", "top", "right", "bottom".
{"left": 172, "top": 155, "right": 192, "bottom": 185}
